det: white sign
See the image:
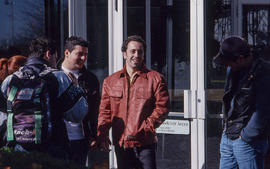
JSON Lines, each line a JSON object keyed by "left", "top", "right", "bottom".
{"left": 156, "top": 119, "right": 190, "bottom": 135}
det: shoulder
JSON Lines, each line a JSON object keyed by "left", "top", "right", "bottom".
{"left": 51, "top": 70, "right": 73, "bottom": 87}
{"left": 104, "top": 70, "right": 123, "bottom": 82}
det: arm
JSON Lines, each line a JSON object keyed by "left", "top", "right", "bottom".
{"left": 240, "top": 74, "right": 270, "bottom": 143}
{"left": 53, "top": 71, "right": 88, "bottom": 123}
{"left": 144, "top": 75, "right": 170, "bottom": 132}
{"left": 97, "top": 79, "right": 112, "bottom": 139}
{"left": 95, "top": 79, "right": 112, "bottom": 151}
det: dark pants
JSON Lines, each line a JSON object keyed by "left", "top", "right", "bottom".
{"left": 68, "top": 139, "right": 89, "bottom": 166}
{"left": 115, "top": 144, "right": 157, "bottom": 169}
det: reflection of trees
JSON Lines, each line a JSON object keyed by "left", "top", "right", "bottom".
{"left": 243, "top": 6, "right": 270, "bottom": 59}
{"left": 18, "top": 0, "right": 45, "bottom": 42}
{"left": 206, "top": 0, "right": 231, "bottom": 89}
{"left": 0, "top": 0, "right": 45, "bottom": 58}
{"left": 213, "top": 0, "right": 232, "bottom": 41}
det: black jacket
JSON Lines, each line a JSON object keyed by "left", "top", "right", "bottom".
{"left": 223, "top": 58, "right": 270, "bottom": 143}
{"left": 78, "top": 66, "right": 100, "bottom": 140}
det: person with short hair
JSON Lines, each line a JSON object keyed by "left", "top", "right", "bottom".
{"left": 60, "top": 36, "right": 100, "bottom": 166}
{"left": 213, "top": 36, "right": 270, "bottom": 169}
{"left": 96, "top": 35, "right": 170, "bottom": 169}
{"left": 0, "top": 37, "right": 88, "bottom": 159}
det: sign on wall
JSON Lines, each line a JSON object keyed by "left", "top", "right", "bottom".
{"left": 156, "top": 119, "right": 190, "bottom": 135}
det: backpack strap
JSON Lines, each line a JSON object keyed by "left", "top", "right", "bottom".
{"left": 33, "top": 87, "right": 42, "bottom": 144}
{"left": 6, "top": 86, "right": 18, "bottom": 141}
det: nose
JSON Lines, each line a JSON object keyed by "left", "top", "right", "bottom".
{"left": 134, "top": 51, "right": 139, "bottom": 57}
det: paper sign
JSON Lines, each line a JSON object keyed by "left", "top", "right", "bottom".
{"left": 156, "top": 119, "right": 190, "bottom": 135}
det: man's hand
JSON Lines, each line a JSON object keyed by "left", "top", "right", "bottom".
{"left": 90, "top": 139, "right": 98, "bottom": 149}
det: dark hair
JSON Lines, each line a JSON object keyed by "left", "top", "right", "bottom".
{"left": 64, "top": 36, "right": 89, "bottom": 52}
{"left": 29, "top": 37, "right": 56, "bottom": 58}
{"left": 121, "top": 35, "right": 146, "bottom": 52}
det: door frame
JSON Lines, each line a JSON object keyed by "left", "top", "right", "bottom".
{"left": 189, "top": 0, "right": 206, "bottom": 169}
{"left": 69, "top": 0, "right": 207, "bottom": 168}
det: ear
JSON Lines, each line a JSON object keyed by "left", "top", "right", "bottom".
{"left": 44, "top": 50, "right": 50, "bottom": 60}
{"left": 64, "top": 49, "right": 70, "bottom": 58}
{"left": 123, "top": 52, "right": 127, "bottom": 59}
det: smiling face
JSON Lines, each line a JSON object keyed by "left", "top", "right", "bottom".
{"left": 64, "top": 45, "right": 88, "bottom": 70}
{"left": 123, "top": 41, "right": 144, "bottom": 71}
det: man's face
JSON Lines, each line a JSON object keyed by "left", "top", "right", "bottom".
{"left": 123, "top": 41, "right": 144, "bottom": 70}
{"left": 224, "top": 54, "right": 252, "bottom": 72}
{"left": 64, "top": 45, "right": 88, "bottom": 70}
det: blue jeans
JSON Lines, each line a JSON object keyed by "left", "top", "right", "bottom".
{"left": 219, "top": 133, "right": 268, "bottom": 169}
{"left": 115, "top": 144, "right": 157, "bottom": 169}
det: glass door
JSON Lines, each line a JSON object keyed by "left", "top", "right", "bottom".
{"left": 125, "top": 1, "right": 192, "bottom": 169}
{"left": 205, "top": 0, "right": 270, "bottom": 168}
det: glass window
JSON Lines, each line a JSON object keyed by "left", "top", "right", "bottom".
{"left": 126, "top": 0, "right": 190, "bottom": 113}
{"left": 150, "top": 0, "right": 190, "bottom": 112}
{"left": 126, "top": 1, "right": 191, "bottom": 169}
{"left": 205, "top": 1, "right": 232, "bottom": 168}
{"left": 0, "top": 0, "right": 67, "bottom": 60}
{"left": 205, "top": 1, "right": 270, "bottom": 168}
{"left": 0, "top": 0, "right": 45, "bottom": 58}
{"left": 86, "top": 0, "right": 108, "bottom": 84}
{"left": 86, "top": 1, "right": 109, "bottom": 168}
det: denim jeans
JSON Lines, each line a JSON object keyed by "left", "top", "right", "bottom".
{"left": 115, "top": 144, "right": 157, "bottom": 169}
{"left": 219, "top": 132, "right": 268, "bottom": 169}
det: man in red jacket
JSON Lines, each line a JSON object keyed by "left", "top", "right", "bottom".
{"left": 97, "top": 35, "right": 170, "bottom": 169}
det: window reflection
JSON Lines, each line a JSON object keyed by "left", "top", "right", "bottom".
{"left": 86, "top": 1, "right": 109, "bottom": 168}
{"left": 126, "top": 0, "right": 190, "bottom": 112}
{"left": 0, "top": 0, "right": 67, "bottom": 60}
{"left": 86, "top": 0, "right": 108, "bottom": 84}
{"left": 0, "top": 0, "right": 45, "bottom": 58}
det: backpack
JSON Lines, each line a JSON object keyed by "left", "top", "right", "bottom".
{"left": 6, "top": 68, "right": 54, "bottom": 145}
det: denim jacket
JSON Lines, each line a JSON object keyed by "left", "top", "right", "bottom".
{"left": 223, "top": 58, "right": 270, "bottom": 143}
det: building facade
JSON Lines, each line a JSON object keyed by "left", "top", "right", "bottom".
{"left": 1, "top": 0, "right": 270, "bottom": 169}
